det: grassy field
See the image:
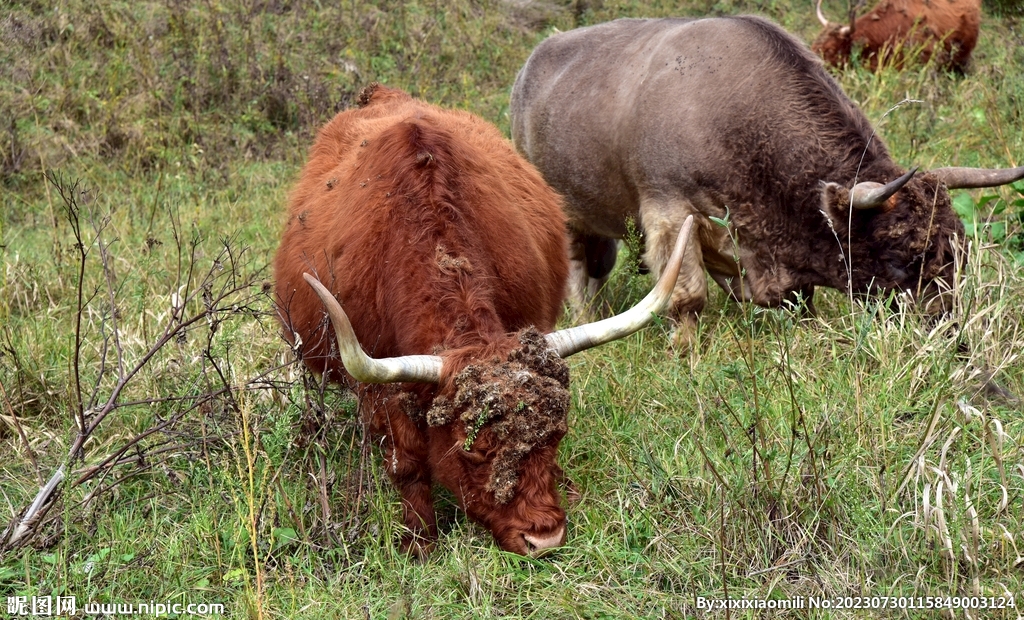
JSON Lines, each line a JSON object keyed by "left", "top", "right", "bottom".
{"left": 2, "top": 0, "right": 1023, "bottom": 618}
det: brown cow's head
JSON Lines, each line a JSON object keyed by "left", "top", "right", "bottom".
{"left": 811, "top": 0, "right": 858, "bottom": 67}
{"left": 427, "top": 329, "right": 570, "bottom": 555}
{"left": 812, "top": 26, "right": 856, "bottom": 68}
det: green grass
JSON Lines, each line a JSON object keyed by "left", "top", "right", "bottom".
{"left": 2, "top": 1, "right": 1023, "bottom": 618}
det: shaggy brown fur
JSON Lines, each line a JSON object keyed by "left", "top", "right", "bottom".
{"left": 812, "top": 0, "right": 980, "bottom": 72}
{"left": 427, "top": 329, "right": 570, "bottom": 504}
{"left": 274, "top": 84, "right": 570, "bottom": 556}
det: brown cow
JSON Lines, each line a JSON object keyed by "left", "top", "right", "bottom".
{"left": 811, "top": 0, "right": 981, "bottom": 72}
{"left": 510, "top": 16, "right": 1024, "bottom": 346}
{"left": 274, "top": 84, "right": 692, "bottom": 556}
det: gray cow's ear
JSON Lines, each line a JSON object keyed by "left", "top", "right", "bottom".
{"left": 850, "top": 168, "right": 917, "bottom": 209}
{"left": 818, "top": 181, "right": 852, "bottom": 224}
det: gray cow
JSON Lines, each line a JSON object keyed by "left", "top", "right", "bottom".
{"left": 511, "top": 15, "right": 1024, "bottom": 345}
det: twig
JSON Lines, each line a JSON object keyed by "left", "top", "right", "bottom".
{"left": 94, "top": 211, "right": 126, "bottom": 382}
{"left": 5, "top": 465, "right": 65, "bottom": 548}
{"left": 893, "top": 396, "right": 945, "bottom": 499}
{"left": 47, "top": 172, "right": 88, "bottom": 445}
{"left": 318, "top": 451, "right": 335, "bottom": 544}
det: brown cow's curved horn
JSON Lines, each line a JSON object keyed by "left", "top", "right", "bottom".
{"left": 928, "top": 165, "right": 1024, "bottom": 190}
{"left": 303, "top": 273, "right": 444, "bottom": 384}
{"left": 545, "top": 215, "right": 694, "bottom": 359}
{"left": 816, "top": 0, "right": 832, "bottom": 27}
{"left": 850, "top": 167, "right": 918, "bottom": 210}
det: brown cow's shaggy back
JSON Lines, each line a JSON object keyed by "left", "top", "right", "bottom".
{"left": 275, "top": 86, "right": 568, "bottom": 381}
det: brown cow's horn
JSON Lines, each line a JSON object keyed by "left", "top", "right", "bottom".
{"left": 303, "top": 273, "right": 444, "bottom": 384}
{"left": 816, "top": 0, "right": 832, "bottom": 27}
{"left": 545, "top": 215, "right": 694, "bottom": 359}
{"left": 850, "top": 167, "right": 918, "bottom": 210}
{"left": 928, "top": 165, "right": 1024, "bottom": 190}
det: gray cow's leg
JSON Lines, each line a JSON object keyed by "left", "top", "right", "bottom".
{"left": 639, "top": 197, "right": 708, "bottom": 348}
{"left": 584, "top": 234, "right": 618, "bottom": 282}
{"left": 567, "top": 230, "right": 618, "bottom": 321}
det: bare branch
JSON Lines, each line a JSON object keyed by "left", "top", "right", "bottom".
{"left": 47, "top": 172, "right": 88, "bottom": 446}
{"left": 3, "top": 181, "right": 274, "bottom": 551}
{"left": 93, "top": 211, "right": 126, "bottom": 381}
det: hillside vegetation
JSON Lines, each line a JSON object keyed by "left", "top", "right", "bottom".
{"left": 2, "top": 1, "right": 1022, "bottom": 617}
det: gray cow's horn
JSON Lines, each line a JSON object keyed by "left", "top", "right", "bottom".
{"left": 929, "top": 164, "right": 1024, "bottom": 189}
{"left": 850, "top": 167, "right": 918, "bottom": 210}
{"left": 303, "top": 273, "right": 444, "bottom": 384}
{"left": 545, "top": 215, "right": 694, "bottom": 359}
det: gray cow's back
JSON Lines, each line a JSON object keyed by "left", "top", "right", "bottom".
{"left": 512, "top": 14, "right": 996, "bottom": 335}
{"left": 511, "top": 15, "right": 864, "bottom": 238}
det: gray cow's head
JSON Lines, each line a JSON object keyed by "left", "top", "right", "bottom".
{"left": 820, "top": 165, "right": 1022, "bottom": 309}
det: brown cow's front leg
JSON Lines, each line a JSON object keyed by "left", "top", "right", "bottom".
{"left": 390, "top": 454, "right": 436, "bottom": 559}
{"left": 364, "top": 388, "right": 437, "bottom": 558}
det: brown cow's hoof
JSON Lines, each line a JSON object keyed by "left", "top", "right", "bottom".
{"left": 400, "top": 535, "right": 435, "bottom": 561}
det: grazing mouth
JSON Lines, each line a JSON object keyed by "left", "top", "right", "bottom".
{"left": 522, "top": 526, "right": 567, "bottom": 557}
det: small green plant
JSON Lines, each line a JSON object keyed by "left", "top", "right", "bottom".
{"left": 463, "top": 404, "right": 490, "bottom": 451}
{"left": 620, "top": 217, "right": 646, "bottom": 277}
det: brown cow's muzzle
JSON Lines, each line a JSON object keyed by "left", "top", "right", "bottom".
{"left": 489, "top": 497, "right": 568, "bottom": 556}
{"left": 523, "top": 525, "right": 567, "bottom": 557}
{"left": 496, "top": 522, "right": 567, "bottom": 557}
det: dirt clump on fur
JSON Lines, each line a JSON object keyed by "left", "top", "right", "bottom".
{"left": 426, "top": 328, "right": 569, "bottom": 503}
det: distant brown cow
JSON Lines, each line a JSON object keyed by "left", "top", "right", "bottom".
{"left": 812, "top": 0, "right": 981, "bottom": 72}
{"left": 274, "top": 84, "right": 692, "bottom": 556}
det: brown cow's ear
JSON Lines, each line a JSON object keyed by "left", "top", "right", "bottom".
{"left": 459, "top": 447, "right": 488, "bottom": 464}
{"left": 304, "top": 273, "right": 444, "bottom": 384}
